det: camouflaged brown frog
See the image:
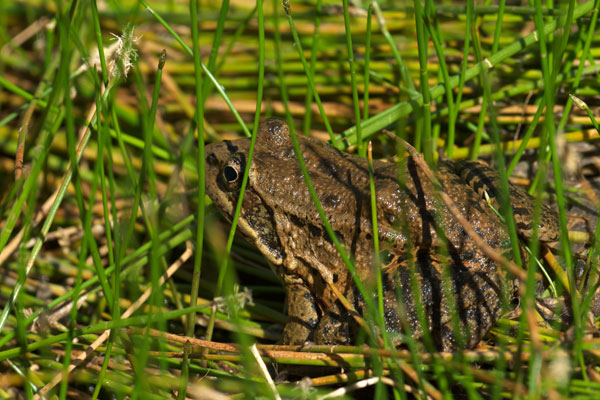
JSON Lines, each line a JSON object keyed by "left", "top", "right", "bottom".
{"left": 205, "top": 118, "right": 559, "bottom": 351}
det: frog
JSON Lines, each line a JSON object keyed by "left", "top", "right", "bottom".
{"left": 204, "top": 118, "right": 559, "bottom": 351}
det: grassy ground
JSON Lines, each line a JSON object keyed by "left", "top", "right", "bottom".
{"left": 1, "top": 0, "right": 600, "bottom": 398}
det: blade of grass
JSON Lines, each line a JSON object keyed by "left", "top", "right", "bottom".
{"left": 278, "top": 0, "right": 382, "bottom": 350}
{"left": 204, "top": 2, "right": 266, "bottom": 368}
{"left": 341, "top": 0, "right": 364, "bottom": 156}
{"left": 58, "top": 3, "right": 90, "bottom": 398}
{"left": 557, "top": 0, "right": 600, "bottom": 136}
{"left": 283, "top": 1, "right": 336, "bottom": 145}
{"left": 363, "top": 4, "right": 373, "bottom": 122}
{"left": 302, "top": 0, "right": 322, "bottom": 137}
{"left": 427, "top": 14, "right": 455, "bottom": 158}
{"left": 532, "top": 0, "right": 582, "bottom": 376}
{"left": 413, "top": 0, "right": 432, "bottom": 162}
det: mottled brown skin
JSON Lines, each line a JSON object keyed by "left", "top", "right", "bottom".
{"left": 205, "top": 118, "right": 555, "bottom": 350}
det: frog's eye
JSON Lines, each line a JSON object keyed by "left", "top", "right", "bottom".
{"left": 221, "top": 153, "right": 245, "bottom": 191}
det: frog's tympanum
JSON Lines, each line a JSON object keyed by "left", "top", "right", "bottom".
{"left": 205, "top": 118, "right": 559, "bottom": 351}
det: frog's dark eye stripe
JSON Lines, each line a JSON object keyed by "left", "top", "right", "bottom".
{"left": 225, "top": 140, "right": 238, "bottom": 153}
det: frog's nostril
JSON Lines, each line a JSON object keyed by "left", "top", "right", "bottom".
{"left": 207, "top": 153, "right": 218, "bottom": 166}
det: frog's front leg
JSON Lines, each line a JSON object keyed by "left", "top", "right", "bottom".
{"left": 281, "top": 274, "right": 320, "bottom": 344}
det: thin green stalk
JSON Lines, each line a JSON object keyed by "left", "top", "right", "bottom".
{"left": 44, "top": 19, "right": 55, "bottom": 71}
{"left": 523, "top": 124, "right": 548, "bottom": 400}
{"left": 91, "top": 339, "right": 114, "bottom": 400}
{"left": 506, "top": 97, "right": 544, "bottom": 176}
{"left": 551, "top": 0, "right": 576, "bottom": 83}
{"left": 428, "top": 16, "right": 455, "bottom": 157}
{"left": 89, "top": 0, "right": 115, "bottom": 289}
{"left": 0, "top": 49, "right": 71, "bottom": 267}
{"left": 363, "top": 4, "right": 373, "bottom": 121}
{"left": 139, "top": 51, "right": 168, "bottom": 381}
{"left": 557, "top": 0, "right": 600, "bottom": 134}
{"left": 0, "top": 61, "right": 100, "bottom": 117}
{"left": 215, "top": 6, "right": 257, "bottom": 75}
{"left": 126, "top": 54, "right": 165, "bottom": 394}
{"left": 59, "top": 7, "right": 79, "bottom": 397}
{"left": 413, "top": 0, "right": 432, "bottom": 162}
{"left": 104, "top": 103, "right": 122, "bottom": 328}
{"left": 366, "top": 144, "right": 384, "bottom": 333}
{"left": 469, "top": 0, "right": 486, "bottom": 160}
{"left": 184, "top": 0, "right": 210, "bottom": 385}
{"left": 371, "top": 2, "right": 416, "bottom": 94}
{"left": 90, "top": 0, "right": 108, "bottom": 85}
{"left": 191, "top": 0, "right": 228, "bottom": 374}
{"left": 145, "top": 52, "right": 164, "bottom": 201}
{"left": 200, "top": 0, "right": 229, "bottom": 105}
{"left": 341, "top": 0, "right": 363, "bottom": 156}
{"left": 366, "top": 142, "right": 388, "bottom": 400}
{"left": 302, "top": 0, "right": 321, "bottom": 137}
{"left": 478, "top": 70, "right": 523, "bottom": 269}
{"left": 0, "top": 108, "right": 76, "bottom": 332}
{"left": 87, "top": 26, "right": 118, "bottom": 400}
{"left": 12, "top": 305, "right": 36, "bottom": 397}
{"left": 206, "top": 0, "right": 266, "bottom": 348}
{"left": 177, "top": 341, "right": 191, "bottom": 400}
{"left": 570, "top": 95, "right": 600, "bottom": 134}
{"left": 533, "top": 0, "right": 582, "bottom": 377}
{"left": 62, "top": 235, "right": 88, "bottom": 400}
{"left": 13, "top": 176, "right": 37, "bottom": 398}
{"left": 278, "top": 0, "right": 380, "bottom": 348}
{"left": 283, "top": 1, "right": 336, "bottom": 145}
{"left": 491, "top": 0, "right": 506, "bottom": 55}
{"left": 0, "top": 75, "right": 49, "bottom": 107}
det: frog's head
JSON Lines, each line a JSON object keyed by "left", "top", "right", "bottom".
{"left": 204, "top": 118, "right": 292, "bottom": 266}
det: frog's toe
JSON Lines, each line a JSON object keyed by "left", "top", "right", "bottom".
{"left": 281, "top": 317, "right": 319, "bottom": 345}
{"left": 313, "top": 308, "right": 353, "bottom": 345}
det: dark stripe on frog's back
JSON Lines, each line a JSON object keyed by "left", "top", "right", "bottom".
{"left": 452, "top": 159, "right": 559, "bottom": 242}
{"left": 302, "top": 138, "right": 370, "bottom": 185}
{"left": 458, "top": 161, "right": 499, "bottom": 200}
{"left": 300, "top": 136, "right": 416, "bottom": 197}
{"left": 298, "top": 138, "right": 422, "bottom": 254}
